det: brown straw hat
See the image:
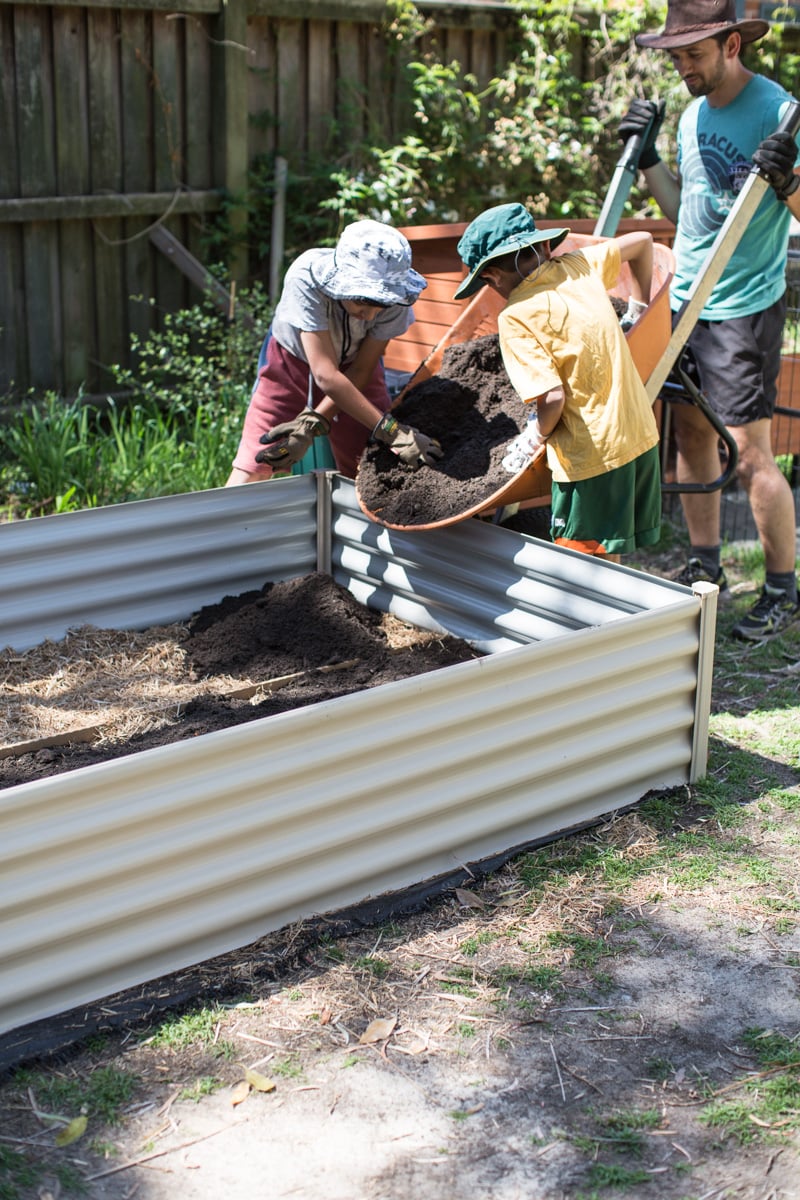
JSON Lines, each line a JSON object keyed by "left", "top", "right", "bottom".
{"left": 636, "top": 0, "right": 769, "bottom": 50}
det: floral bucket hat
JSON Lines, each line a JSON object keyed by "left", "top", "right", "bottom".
{"left": 313, "top": 220, "right": 427, "bottom": 307}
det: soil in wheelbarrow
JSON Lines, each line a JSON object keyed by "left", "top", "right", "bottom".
{"left": 0, "top": 573, "right": 481, "bottom": 790}
{"left": 357, "top": 334, "right": 531, "bottom": 527}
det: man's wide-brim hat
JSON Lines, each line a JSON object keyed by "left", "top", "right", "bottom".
{"left": 312, "top": 219, "right": 426, "bottom": 307}
{"left": 636, "top": 0, "right": 769, "bottom": 49}
{"left": 454, "top": 203, "right": 569, "bottom": 301}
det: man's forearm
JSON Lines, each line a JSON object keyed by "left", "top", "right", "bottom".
{"left": 642, "top": 161, "right": 681, "bottom": 224}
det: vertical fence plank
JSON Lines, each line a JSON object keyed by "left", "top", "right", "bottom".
{"left": 248, "top": 15, "right": 278, "bottom": 164}
{"left": 444, "top": 27, "right": 469, "bottom": 74}
{"left": 16, "top": 6, "right": 62, "bottom": 391}
{"left": 184, "top": 11, "right": 213, "bottom": 265}
{"left": 119, "top": 8, "right": 156, "bottom": 356}
{"left": 88, "top": 6, "right": 125, "bottom": 387}
{"left": 53, "top": 5, "right": 93, "bottom": 392}
{"left": 366, "top": 20, "right": 399, "bottom": 144}
{"left": 152, "top": 10, "right": 188, "bottom": 315}
{"left": 275, "top": 18, "right": 304, "bottom": 157}
{"left": 211, "top": 0, "right": 249, "bottom": 280}
{"left": 335, "top": 22, "right": 364, "bottom": 148}
{"left": 470, "top": 28, "right": 499, "bottom": 86}
{"left": 307, "top": 20, "right": 334, "bottom": 158}
{"left": 0, "top": 4, "right": 24, "bottom": 392}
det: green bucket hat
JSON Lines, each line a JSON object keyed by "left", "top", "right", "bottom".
{"left": 454, "top": 203, "right": 570, "bottom": 301}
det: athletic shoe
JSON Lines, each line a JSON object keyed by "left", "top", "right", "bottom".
{"left": 731, "top": 587, "right": 800, "bottom": 642}
{"left": 673, "top": 557, "right": 728, "bottom": 592}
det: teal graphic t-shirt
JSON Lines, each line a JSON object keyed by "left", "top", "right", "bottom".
{"left": 671, "top": 74, "right": 799, "bottom": 320}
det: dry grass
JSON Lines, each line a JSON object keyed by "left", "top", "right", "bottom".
{"left": 0, "top": 613, "right": 442, "bottom": 751}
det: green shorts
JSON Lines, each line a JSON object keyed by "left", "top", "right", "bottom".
{"left": 550, "top": 446, "right": 661, "bottom": 557}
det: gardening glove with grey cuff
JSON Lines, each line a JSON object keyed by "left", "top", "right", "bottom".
{"left": 620, "top": 297, "right": 648, "bottom": 331}
{"left": 371, "top": 413, "right": 443, "bottom": 469}
{"left": 752, "top": 131, "right": 800, "bottom": 203}
{"left": 618, "top": 98, "right": 666, "bottom": 170}
{"left": 255, "top": 410, "right": 331, "bottom": 468}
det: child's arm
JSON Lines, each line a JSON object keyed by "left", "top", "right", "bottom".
{"left": 301, "top": 328, "right": 442, "bottom": 467}
{"left": 305, "top": 337, "right": 389, "bottom": 426}
{"left": 530, "top": 386, "right": 565, "bottom": 443}
{"left": 302, "top": 329, "right": 387, "bottom": 428}
{"left": 614, "top": 231, "right": 654, "bottom": 304}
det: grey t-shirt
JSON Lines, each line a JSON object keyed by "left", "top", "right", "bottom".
{"left": 269, "top": 248, "right": 415, "bottom": 366}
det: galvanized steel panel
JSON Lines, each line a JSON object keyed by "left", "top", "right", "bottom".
{"left": 330, "top": 476, "right": 690, "bottom": 651}
{"left": 0, "top": 474, "right": 716, "bottom": 1036}
{"left": 0, "top": 478, "right": 318, "bottom": 651}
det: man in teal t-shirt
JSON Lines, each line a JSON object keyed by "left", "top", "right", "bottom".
{"left": 619, "top": 0, "right": 800, "bottom": 643}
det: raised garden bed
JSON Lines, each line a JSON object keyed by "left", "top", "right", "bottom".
{"left": 0, "top": 474, "right": 716, "bottom": 1038}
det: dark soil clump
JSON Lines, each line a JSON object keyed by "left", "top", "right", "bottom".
{"left": 357, "top": 335, "right": 529, "bottom": 526}
{"left": 185, "top": 572, "right": 391, "bottom": 677}
{"left": 0, "top": 573, "right": 479, "bottom": 790}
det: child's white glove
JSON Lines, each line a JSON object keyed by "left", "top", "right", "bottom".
{"left": 502, "top": 416, "right": 545, "bottom": 474}
{"left": 620, "top": 297, "right": 648, "bottom": 331}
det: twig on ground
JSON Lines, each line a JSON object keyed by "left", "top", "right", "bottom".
{"left": 549, "top": 1041, "right": 566, "bottom": 1102}
{"left": 86, "top": 1119, "right": 248, "bottom": 1180}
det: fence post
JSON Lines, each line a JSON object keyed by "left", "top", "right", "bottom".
{"left": 212, "top": 0, "right": 250, "bottom": 282}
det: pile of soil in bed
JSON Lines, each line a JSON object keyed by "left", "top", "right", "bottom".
{"left": 356, "top": 334, "right": 530, "bottom": 527}
{"left": 0, "top": 573, "right": 480, "bottom": 790}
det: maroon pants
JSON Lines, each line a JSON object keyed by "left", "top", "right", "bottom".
{"left": 231, "top": 338, "right": 392, "bottom": 478}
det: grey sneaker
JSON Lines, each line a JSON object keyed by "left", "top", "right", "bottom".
{"left": 731, "top": 587, "right": 800, "bottom": 642}
{"left": 673, "top": 557, "right": 728, "bottom": 592}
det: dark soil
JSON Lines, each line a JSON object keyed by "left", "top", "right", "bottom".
{"left": 356, "top": 335, "right": 529, "bottom": 526}
{"left": 0, "top": 573, "right": 479, "bottom": 790}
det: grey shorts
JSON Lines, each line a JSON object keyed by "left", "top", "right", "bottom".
{"left": 674, "top": 293, "right": 786, "bottom": 426}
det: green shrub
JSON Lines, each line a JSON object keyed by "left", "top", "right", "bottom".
{"left": 0, "top": 285, "right": 270, "bottom": 517}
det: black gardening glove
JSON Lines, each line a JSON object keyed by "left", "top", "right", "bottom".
{"left": 371, "top": 412, "right": 443, "bottom": 469}
{"left": 752, "top": 131, "right": 800, "bottom": 202}
{"left": 255, "top": 410, "right": 331, "bottom": 468}
{"left": 618, "top": 99, "right": 666, "bottom": 170}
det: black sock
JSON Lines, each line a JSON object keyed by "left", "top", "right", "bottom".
{"left": 690, "top": 545, "right": 721, "bottom": 577}
{"left": 765, "top": 571, "right": 798, "bottom": 603}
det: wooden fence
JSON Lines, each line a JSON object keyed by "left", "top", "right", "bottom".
{"left": 0, "top": 0, "right": 514, "bottom": 396}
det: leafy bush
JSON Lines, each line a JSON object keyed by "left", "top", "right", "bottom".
{"left": 0, "top": 287, "right": 270, "bottom": 517}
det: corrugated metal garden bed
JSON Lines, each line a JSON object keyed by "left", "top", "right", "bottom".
{"left": 0, "top": 474, "right": 717, "bottom": 1038}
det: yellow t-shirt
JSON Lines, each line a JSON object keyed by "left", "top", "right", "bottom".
{"left": 498, "top": 241, "right": 659, "bottom": 483}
